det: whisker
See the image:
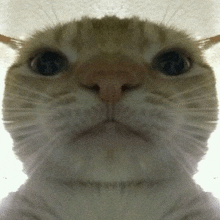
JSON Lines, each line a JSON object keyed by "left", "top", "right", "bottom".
{"left": 3, "top": 94, "right": 49, "bottom": 104}
{"left": 4, "top": 107, "right": 43, "bottom": 111}
{"left": 164, "top": 1, "right": 187, "bottom": 26}
{"left": 3, "top": 110, "right": 51, "bottom": 117}
{"left": 5, "top": 81, "right": 52, "bottom": 99}
{"left": 178, "top": 126, "right": 212, "bottom": 138}
{"left": 157, "top": 132, "right": 197, "bottom": 177}
{"left": 169, "top": 83, "right": 215, "bottom": 99}
{"left": 50, "top": 1, "right": 60, "bottom": 24}
{"left": 176, "top": 130, "right": 207, "bottom": 147}
{"left": 179, "top": 109, "right": 217, "bottom": 113}
{"left": 160, "top": 5, "right": 170, "bottom": 25}
{"left": 180, "top": 91, "right": 216, "bottom": 98}
{"left": 24, "top": 1, "right": 56, "bottom": 26}
{"left": 5, "top": 121, "right": 39, "bottom": 129}
{"left": 25, "top": 131, "right": 69, "bottom": 177}
{"left": 7, "top": 126, "right": 40, "bottom": 136}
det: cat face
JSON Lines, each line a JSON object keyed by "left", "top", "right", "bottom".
{"left": 3, "top": 17, "right": 218, "bottom": 183}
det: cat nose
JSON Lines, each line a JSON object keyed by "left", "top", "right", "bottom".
{"left": 76, "top": 56, "right": 146, "bottom": 104}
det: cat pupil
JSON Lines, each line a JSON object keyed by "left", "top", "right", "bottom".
{"left": 153, "top": 50, "right": 191, "bottom": 76}
{"left": 30, "top": 51, "right": 68, "bottom": 76}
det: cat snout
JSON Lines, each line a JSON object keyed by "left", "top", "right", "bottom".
{"left": 76, "top": 56, "right": 146, "bottom": 104}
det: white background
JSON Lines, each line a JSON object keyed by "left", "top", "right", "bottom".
{"left": 0, "top": 0, "right": 220, "bottom": 201}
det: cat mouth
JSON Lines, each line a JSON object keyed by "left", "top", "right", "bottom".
{"left": 71, "top": 105, "right": 150, "bottom": 141}
{"left": 75, "top": 120, "right": 150, "bottom": 142}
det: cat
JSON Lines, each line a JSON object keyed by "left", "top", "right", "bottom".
{"left": 0, "top": 16, "right": 220, "bottom": 219}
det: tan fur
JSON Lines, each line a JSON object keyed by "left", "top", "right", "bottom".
{"left": 0, "top": 16, "right": 220, "bottom": 219}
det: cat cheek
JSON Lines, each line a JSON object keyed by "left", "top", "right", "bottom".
{"left": 41, "top": 95, "right": 107, "bottom": 138}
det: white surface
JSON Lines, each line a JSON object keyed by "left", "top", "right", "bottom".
{"left": 0, "top": 0, "right": 219, "bottom": 201}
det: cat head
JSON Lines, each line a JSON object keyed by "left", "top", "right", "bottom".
{"left": 1, "top": 16, "right": 218, "bottom": 183}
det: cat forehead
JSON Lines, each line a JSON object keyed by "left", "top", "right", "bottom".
{"left": 20, "top": 16, "right": 202, "bottom": 64}
{"left": 27, "top": 16, "right": 193, "bottom": 45}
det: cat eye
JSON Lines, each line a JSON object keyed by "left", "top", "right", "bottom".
{"left": 152, "top": 49, "right": 191, "bottom": 76}
{"left": 29, "top": 50, "right": 68, "bottom": 76}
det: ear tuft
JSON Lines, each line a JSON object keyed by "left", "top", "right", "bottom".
{"left": 0, "top": 34, "right": 23, "bottom": 50}
{"left": 198, "top": 34, "right": 220, "bottom": 50}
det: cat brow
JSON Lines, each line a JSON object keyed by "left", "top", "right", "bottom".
{"left": 0, "top": 33, "right": 220, "bottom": 49}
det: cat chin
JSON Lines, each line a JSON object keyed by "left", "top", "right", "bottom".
{"left": 31, "top": 121, "right": 178, "bottom": 184}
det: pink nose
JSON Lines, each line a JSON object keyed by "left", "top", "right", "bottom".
{"left": 76, "top": 56, "right": 146, "bottom": 104}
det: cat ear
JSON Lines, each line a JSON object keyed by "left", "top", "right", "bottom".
{"left": 0, "top": 34, "right": 23, "bottom": 50}
{"left": 198, "top": 34, "right": 220, "bottom": 50}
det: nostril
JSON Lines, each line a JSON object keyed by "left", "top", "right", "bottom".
{"left": 81, "top": 84, "right": 100, "bottom": 92}
{"left": 121, "top": 84, "right": 140, "bottom": 92}
{"left": 90, "top": 84, "right": 100, "bottom": 92}
{"left": 82, "top": 83, "right": 140, "bottom": 93}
